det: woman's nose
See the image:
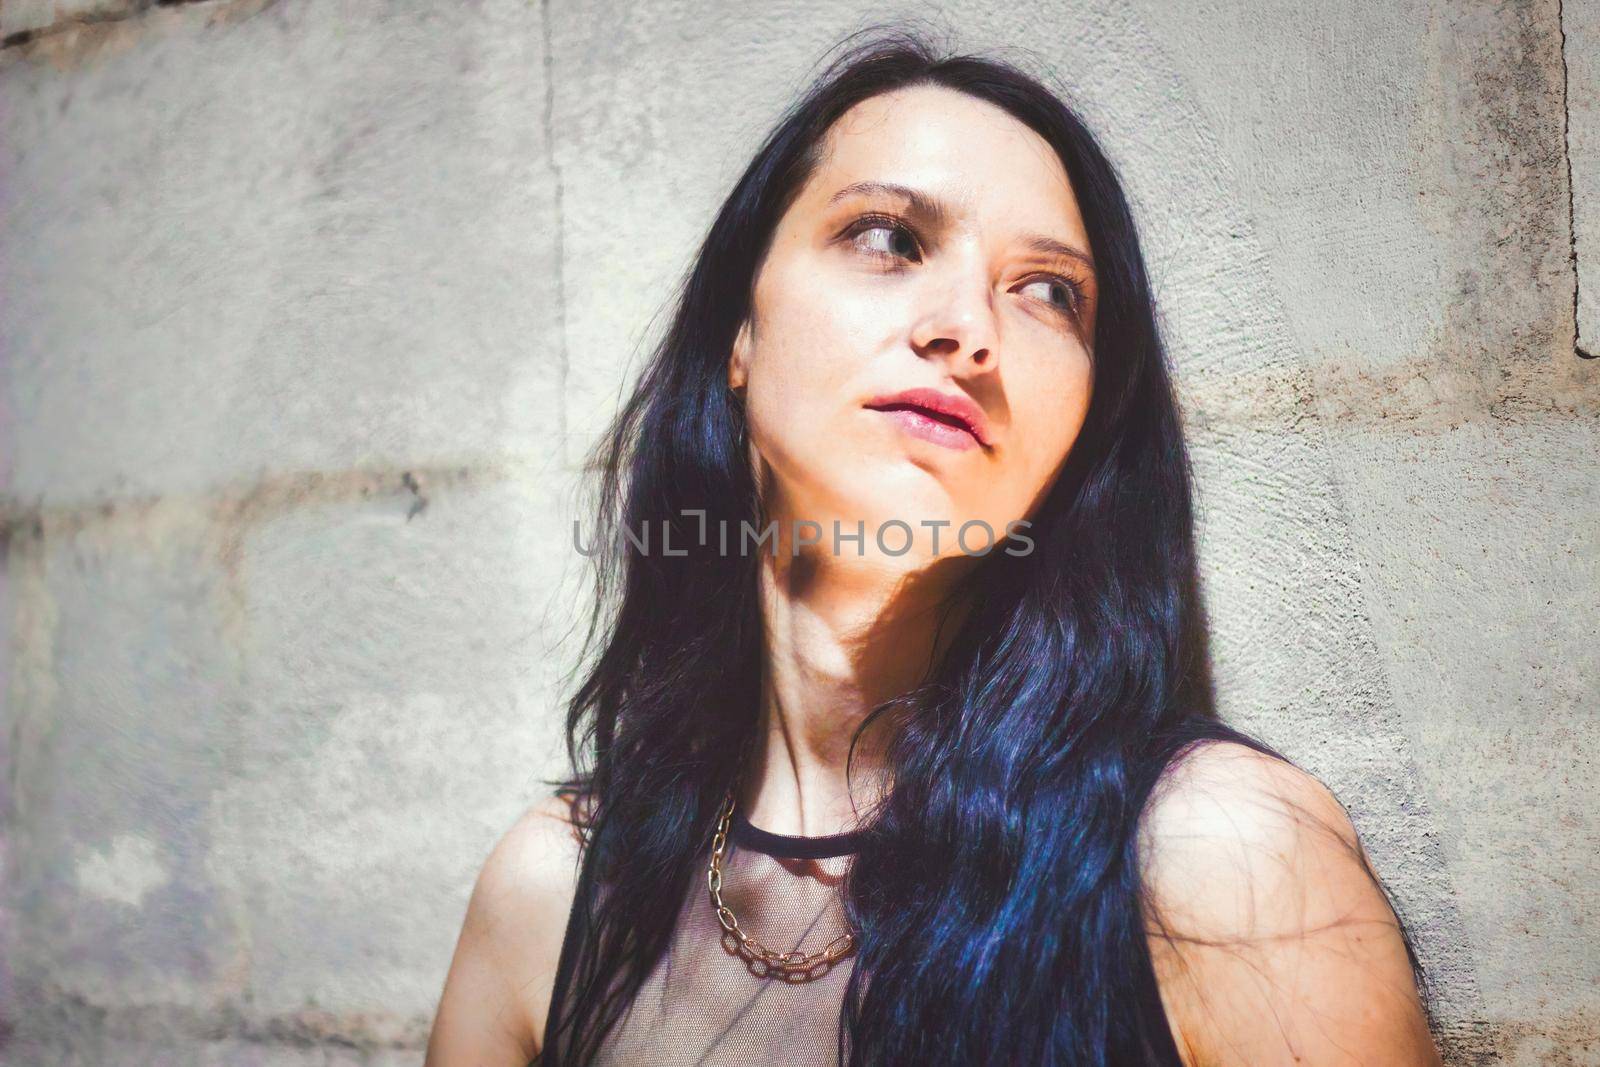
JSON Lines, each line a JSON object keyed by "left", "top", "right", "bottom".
{"left": 909, "top": 261, "right": 1000, "bottom": 371}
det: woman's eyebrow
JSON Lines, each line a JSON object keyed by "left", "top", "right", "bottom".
{"left": 828, "top": 180, "right": 953, "bottom": 227}
{"left": 1020, "top": 234, "right": 1096, "bottom": 273}
{"left": 828, "top": 180, "right": 1095, "bottom": 272}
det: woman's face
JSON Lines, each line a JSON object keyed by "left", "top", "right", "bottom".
{"left": 728, "top": 83, "right": 1097, "bottom": 564}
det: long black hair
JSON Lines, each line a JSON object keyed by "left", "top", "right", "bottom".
{"left": 537, "top": 27, "right": 1432, "bottom": 1066}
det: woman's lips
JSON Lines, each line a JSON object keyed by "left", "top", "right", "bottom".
{"left": 870, "top": 405, "right": 983, "bottom": 450}
{"left": 864, "top": 387, "right": 992, "bottom": 448}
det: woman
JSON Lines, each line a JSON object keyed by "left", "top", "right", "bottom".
{"left": 426, "top": 29, "right": 1443, "bottom": 1067}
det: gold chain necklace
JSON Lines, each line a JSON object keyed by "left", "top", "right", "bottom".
{"left": 707, "top": 788, "right": 857, "bottom": 975}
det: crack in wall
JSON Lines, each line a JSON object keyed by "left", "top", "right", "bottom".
{"left": 400, "top": 470, "right": 429, "bottom": 521}
{"left": 2, "top": 1, "right": 154, "bottom": 51}
{"left": 6, "top": 986, "right": 430, "bottom": 1054}
{"left": 0, "top": 460, "right": 511, "bottom": 547}
{"left": 539, "top": 0, "right": 572, "bottom": 458}
{"left": 1558, "top": 0, "right": 1596, "bottom": 359}
{"left": 0, "top": 0, "right": 275, "bottom": 53}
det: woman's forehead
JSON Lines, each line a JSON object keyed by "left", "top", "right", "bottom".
{"left": 805, "top": 85, "right": 1085, "bottom": 242}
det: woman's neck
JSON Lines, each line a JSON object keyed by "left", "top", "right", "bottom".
{"left": 738, "top": 544, "right": 972, "bottom": 838}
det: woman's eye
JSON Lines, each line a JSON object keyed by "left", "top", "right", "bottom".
{"left": 849, "top": 218, "right": 921, "bottom": 262}
{"left": 1020, "top": 276, "right": 1081, "bottom": 318}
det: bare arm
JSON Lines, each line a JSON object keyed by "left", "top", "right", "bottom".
{"left": 1140, "top": 742, "right": 1441, "bottom": 1067}
{"left": 425, "top": 794, "right": 585, "bottom": 1067}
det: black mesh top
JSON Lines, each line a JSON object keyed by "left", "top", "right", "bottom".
{"left": 545, "top": 807, "right": 864, "bottom": 1067}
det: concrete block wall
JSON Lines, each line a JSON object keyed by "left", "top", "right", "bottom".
{"left": 1, "top": 1, "right": 1594, "bottom": 1063}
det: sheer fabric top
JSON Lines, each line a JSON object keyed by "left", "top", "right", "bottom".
{"left": 584, "top": 807, "right": 863, "bottom": 1067}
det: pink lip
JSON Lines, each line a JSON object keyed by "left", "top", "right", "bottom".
{"left": 864, "top": 387, "right": 993, "bottom": 450}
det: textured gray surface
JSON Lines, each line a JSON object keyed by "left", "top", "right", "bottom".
{"left": 1571, "top": 0, "right": 1599, "bottom": 355}
{"left": 1, "top": 1, "right": 1596, "bottom": 1064}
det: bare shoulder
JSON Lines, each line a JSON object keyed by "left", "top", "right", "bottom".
{"left": 1140, "top": 740, "right": 1360, "bottom": 897}
{"left": 1137, "top": 740, "right": 1382, "bottom": 957}
{"left": 479, "top": 791, "right": 589, "bottom": 931}
{"left": 1138, "top": 740, "right": 1439, "bottom": 1067}
{"left": 425, "top": 792, "right": 589, "bottom": 1066}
